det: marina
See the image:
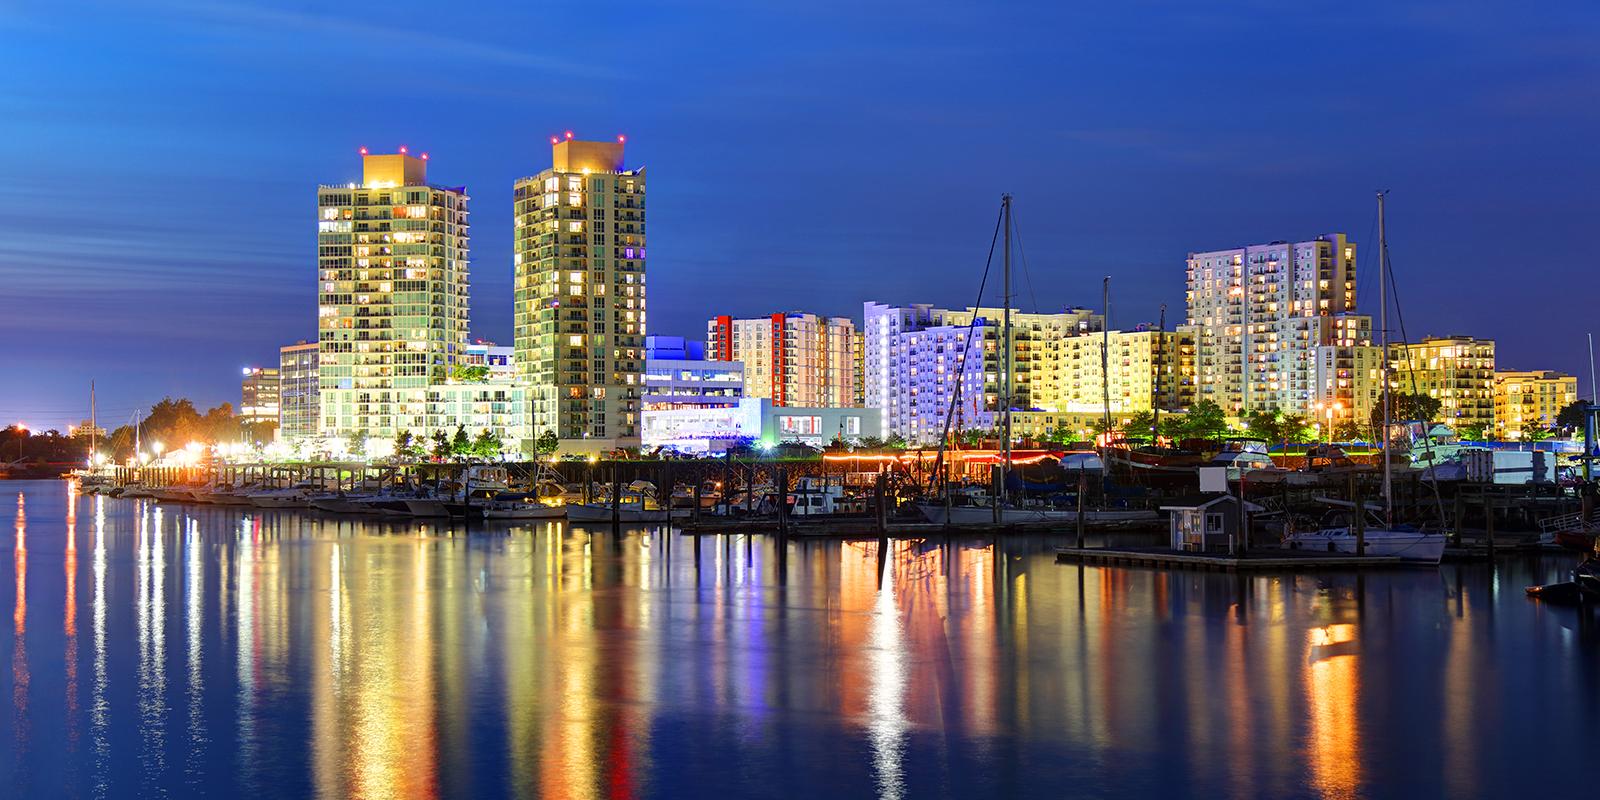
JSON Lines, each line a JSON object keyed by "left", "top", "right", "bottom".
{"left": 2, "top": 478, "right": 1596, "bottom": 797}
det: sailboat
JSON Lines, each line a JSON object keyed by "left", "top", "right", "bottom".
{"left": 1284, "top": 192, "right": 1446, "bottom": 564}
{"left": 917, "top": 195, "right": 1155, "bottom": 526}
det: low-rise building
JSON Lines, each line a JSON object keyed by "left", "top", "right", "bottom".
{"left": 644, "top": 335, "right": 744, "bottom": 410}
{"left": 641, "top": 398, "right": 881, "bottom": 455}
{"left": 1494, "top": 370, "right": 1577, "bottom": 439}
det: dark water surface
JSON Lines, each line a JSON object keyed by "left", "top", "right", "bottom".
{"left": 0, "top": 479, "right": 1594, "bottom": 798}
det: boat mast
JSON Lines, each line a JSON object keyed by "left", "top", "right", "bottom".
{"left": 1152, "top": 304, "right": 1165, "bottom": 443}
{"left": 1101, "top": 277, "right": 1112, "bottom": 442}
{"left": 1001, "top": 194, "right": 1013, "bottom": 498}
{"left": 1378, "top": 190, "right": 1392, "bottom": 525}
{"left": 89, "top": 380, "right": 96, "bottom": 466}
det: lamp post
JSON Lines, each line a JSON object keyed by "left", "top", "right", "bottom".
{"left": 11, "top": 423, "right": 27, "bottom": 461}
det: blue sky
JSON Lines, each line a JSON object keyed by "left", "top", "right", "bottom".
{"left": 2, "top": 0, "right": 1597, "bottom": 429}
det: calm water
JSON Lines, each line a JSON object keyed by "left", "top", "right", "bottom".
{"left": 0, "top": 479, "right": 1594, "bottom": 799}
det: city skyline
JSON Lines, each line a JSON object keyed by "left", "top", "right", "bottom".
{"left": 5, "top": 1, "right": 1599, "bottom": 430}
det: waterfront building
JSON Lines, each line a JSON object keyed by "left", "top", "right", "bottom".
{"left": 707, "top": 312, "right": 856, "bottom": 407}
{"left": 240, "top": 367, "right": 280, "bottom": 429}
{"left": 863, "top": 302, "right": 1193, "bottom": 444}
{"left": 1182, "top": 234, "right": 1360, "bottom": 416}
{"left": 513, "top": 135, "right": 646, "bottom": 453}
{"left": 316, "top": 149, "right": 470, "bottom": 441}
{"left": 641, "top": 397, "right": 880, "bottom": 455}
{"left": 1388, "top": 335, "right": 1496, "bottom": 430}
{"left": 643, "top": 336, "right": 744, "bottom": 411}
{"left": 422, "top": 378, "right": 529, "bottom": 453}
{"left": 1494, "top": 369, "right": 1577, "bottom": 439}
{"left": 1310, "top": 342, "right": 1384, "bottom": 434}
{"left": 863, "top": 302, "right": 995, "bottom": 444}
{"left": 277, "top": 341, "right": 319, "bottom": 442}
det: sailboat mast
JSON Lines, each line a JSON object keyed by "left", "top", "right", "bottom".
{"left": 1001, "top": 194, "right": 1013, "bottom": 490}
{"left": 1102, "top": 277, "right": 1112, "bottom": 442}
{"left": 1378, "top": 190, "right": 1392, "bottom": 524}
{"left": 89, "top": 380, "right": 96, "bottom": 465}
{"left": 1153, "top": 304, "right": 1165, "bottom": 442}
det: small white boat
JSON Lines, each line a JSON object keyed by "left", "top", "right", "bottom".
{"left": 482, "top": 499, "right": 566, "bottom": 520}
{"left": 247, "top": 483, "right": 319, "bottom": 508}
{"left": 1283, "top": 526, "right": 1446, "bottom": 564}
{"left": 308, "top": 493, "right": 378, "bottom": 514}
{"left": 566, "top": 481, "right": 670, "bottom": 523}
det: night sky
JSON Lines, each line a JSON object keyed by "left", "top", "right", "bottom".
{"left": 3, "top": 1, "right": 1597, "bottom": 431}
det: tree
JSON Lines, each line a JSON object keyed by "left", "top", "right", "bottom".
{"left": 1123, "top": 411, "right": 1158, "bottom": 443}
{"left": 1374, "top": 392, "right": 1442, "bottom": 426}
{"left": 1086, "top": 416, "right": 1117, "bottom": 440}
{"left": 430, "top": 430, "right": 451, "bottom": 459}
{"left": 1455, "top": 421, "right": 1491, "bottom": 441}
{"left": 884, "top": 433, "right": 909, "bottom": 450}
{"left": 450, "top": 365, "right": 491, "bottom": 383}
{"left": 1243, "top": 408, "right": 1281, "bottom": 443}
{"left": 345, "top": 428, "right": 368, "bottom": 458}
{"left": 1521, "top": 421, "right": 1555, "bottom": 442}
{"left": 852, "top": 435, "right": 886, "bottom": 451}
{"left": 449, "top": 425, "right": 471, "bottom": 458}
{"left": 1280, "top": 414, "right": 1316, "bottom": 444}
{"left": 1180, "top": 400, "right": 1229, "bottom": 442}
{"left": 1332, "top": 420, "right": 1367, "bottom": 443}
{"left": 1556, "top": 401, "right": 1589, "bottom": 434}
{"left": 471, "top": 429, "right": 503, "bottom": 459}
{"left": 1044, "top": 426, "right": 1078, "bottom": 446}
{"left": 394, "top": 430, "right": 427, "bottom": 460}
{"left": 534, "top": 429, "right": 559, "bottom": 456}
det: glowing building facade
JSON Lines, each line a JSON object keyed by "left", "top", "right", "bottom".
{"left": 240, "top": 367, "right": 281, "bottom": 428}
{"left": 316, "top": 150, "right": 470, "bottom": 441}
{"left": 1388, "top": 335, "right": 1496, "bottom": 429}
{"left": 707, "top": 313, "right": 857, "bottom": 408}
{"left": 1182, "top": 234, "right": 1361, "bottom": 416}
{"left": 1493, "top": 369, "right": 1575, "bottom": 439}
{"left": 277, "top": 341, "right": 319, "bottom": 441}
{"left": 513, "top": 136, "right": 646, "bottom": 452}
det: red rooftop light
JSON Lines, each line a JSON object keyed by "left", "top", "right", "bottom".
{"left": 550, "top": 136, "right": 558, "bottom": 145}
{"left": 617, "top": 134, "right": 626, "bottom": 143}
{"left": 399, "top": 145, "right": 408, "bottom": 154}
{"left": 564, "top": 131, "right": 573, "bottom": 139}
{"left": 421, "top": 152, "right": 429, "bottom": 161}
{"left": 359, "top": 146, "right": 368, "bottom": 155}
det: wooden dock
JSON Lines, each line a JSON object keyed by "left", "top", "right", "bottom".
{"left": 1054, "top": 546, "right": 1407, "bottom": 572}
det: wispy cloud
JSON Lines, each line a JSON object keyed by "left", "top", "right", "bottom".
{"left": 152, "top": 0, "right": 615, "bottom": 78}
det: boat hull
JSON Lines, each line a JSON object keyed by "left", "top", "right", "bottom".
{"left": 1283, "top": 528, "right": 1446, "bottom": 563}
{"left": 565, "top": 503, "right": 670, "bottom": 523}
{"left": 918, "top": 503, "right": 1156, "bottom": 526}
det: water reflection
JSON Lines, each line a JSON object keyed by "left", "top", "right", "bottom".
{"left": 0, "top": 481, "right": 1594, "bottom": 798}
{"left": 12, "top": 492, "right": 28, "bottom": 770}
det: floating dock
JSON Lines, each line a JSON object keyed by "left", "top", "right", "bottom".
{"left": 1054, "top": 546, "right": 1407, "bottom": 572}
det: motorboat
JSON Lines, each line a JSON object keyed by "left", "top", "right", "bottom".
{"left": 566, "top": 481, "right": 671, "bottom": 523}
{"left": 247, "top": 482, "right": 321, "bottom": 508}
{"left": 307, "top": 492, "right": 379, "bottom": 514}
{"left": 1209, "top": 438, "right": 1284, "bottom": 481}
{"left": 482, "top": 494, "right": 567, "bottom": 520}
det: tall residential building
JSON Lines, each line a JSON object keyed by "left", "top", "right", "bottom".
{"left": 240, "top": 367, "right": 280, "bottom": 428}
{"left": 316, "top": 149, "right": 470, "bottom": 441}
{"left": 1182, "top": 234, "right": 1361, "bottom": 415}
{"left": 707, "top": 313, "right": 856, "bottom": 407}
{"left": 1308, "top": 315, "right": 1381, "bottom": 429}
{"left": 1494, "top": 369, "right": 1577, "bottom": 439}
{"left": 1388, "top": 335, "right": 1496, "bottom": 430}
{"left": 277, "top": 341, "right": 319, "bottom": 441}
{"left": 513, "top": 136, "right": 646, "bottom": 452}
